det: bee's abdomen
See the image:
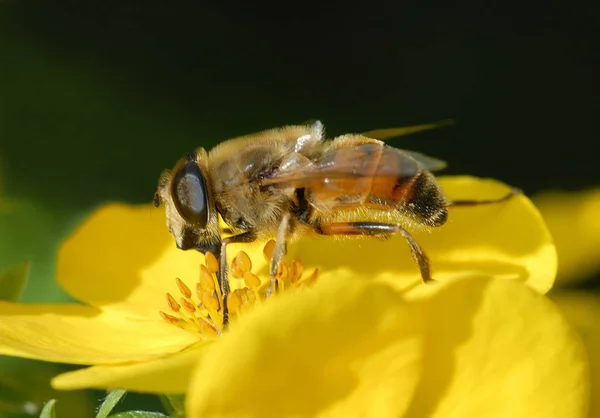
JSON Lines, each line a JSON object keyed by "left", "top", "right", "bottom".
{"left": 404, "top": 171, "right": 448, "bottom": 227}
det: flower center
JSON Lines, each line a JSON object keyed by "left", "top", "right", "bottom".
{"left": 159, "top": 239, "right": 319, "bottom": 338}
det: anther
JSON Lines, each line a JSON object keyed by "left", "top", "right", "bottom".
{"left": 205, "top": 252, "right": 219, "bottom": 274}
{"left": 199, "top": 265, "right": 216, "bottom": 292}
{"left": 230, "top": 263, "right": 243, "bottom": 279}
{"left": 238, "top": 288, "right": 251, "bottom": 306}
{"left": 195, "top": 282, "right": 202, "bottom": 300}
{"left": 199, "top": 320, "right": 218, "bottom": 338}
{"left": 243, "top": 271, "right": 261, "bottom": 289}
{"left": 227, "top": 291, "right": 243, "bottom": 316}
{"left": 180, "top": 298, "right": 197, "bottom": 313}
{"left": 233, "top": 251, "right": 252, "bottom": 273}
{"left": 304, "top": 268, "right": 319, "bottom": 286}
{"left": 159, "top": 311, "right": 180, "bottom": 325}
{"left": 289, "top": 260, "right": 304, "bottom": 283}
{"left": 276, "top": 262, "right": 288, "bottom": 281}
{"left": 201, "top": 292, "right": 220, "bottom": 313}
{"left": 166, "top": 293, "right": 181, "bottom": 312}
{"left": 263, "top": 240, "right": 276, "bottom": 262}
{"left": 176, "top": 278, "right": 192, "bottom": 298}
{"left": 244, "top": 287, "right": 257, "bottom": 305}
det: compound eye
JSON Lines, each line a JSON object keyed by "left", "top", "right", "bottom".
{"left": 171, "top": 161, "right": 209, "bottom": 228}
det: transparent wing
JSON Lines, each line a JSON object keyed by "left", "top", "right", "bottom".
{"left": 260, "top": 143, "right": 445, "bottom": 190}
{"left": 403, "top": 150, "right": 447, "bottom": 171}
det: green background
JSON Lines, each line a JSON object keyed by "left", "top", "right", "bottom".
{"left": 1, "top": 1, "right": 597, "bottom": 416}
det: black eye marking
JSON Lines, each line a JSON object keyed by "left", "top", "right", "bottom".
{"left": 177, "top": 227, "right": 200, "bottom": 250}
{"left": 171, "top": 161, "right": 209, "bottom": 228}
{"left": 153, "top": 192, "right": 161, "bottom": 208}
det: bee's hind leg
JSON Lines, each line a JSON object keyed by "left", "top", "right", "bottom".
{"left": 268, "top": 213, "right": 293, "bottom": 297}
{"left": 448, "top": 187, "right": 522, "bottom": 207}
{"left": 315, "top": 221, "right": 433, "bottom": 284}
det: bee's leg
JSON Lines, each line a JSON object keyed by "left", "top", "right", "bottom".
{"left": 449, "top": 187, "right": 522, "bottom": 207}
{"left": 316, "top": 222, "right": 433, "bottom": 283}
{"left": 218, "top": 231, "right": 256, "bottom": 327}
{"left": 267, "top": 213, "right": 292, "bottom": 298}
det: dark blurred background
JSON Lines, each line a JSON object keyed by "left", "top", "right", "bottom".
{"left": 0, "top": 0, "right": 598, "bottom": 415}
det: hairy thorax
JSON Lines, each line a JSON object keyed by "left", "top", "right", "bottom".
{"left": 207, "top": 139, "right": 297, "bottom": 238}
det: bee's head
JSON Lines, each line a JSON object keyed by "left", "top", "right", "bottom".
{"left": 154, "top": 150, "right": 221, "bottom": 254}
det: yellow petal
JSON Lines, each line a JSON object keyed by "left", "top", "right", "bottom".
{"left": 187, "top": 275, "right": 425, "bottom": 418}
{"left": 0, "top": 302, "right": 196, "bottom": 364}
{"left": 411, "top": 277, "right": 589, "bottom": 418}
{"left": 52, "top": 343, "right": 211, "bottom": 393}
{"left": 58, "top": 203, "right": 266, "bottom": 317}
{"left": 292, "top": 176, "right": 556, "bottom": 296}
{"left": 534, "top": 188, "right": 600, "bottom": 284}
{"left": 551, "top": 291, "right": 600, "bottom": 418}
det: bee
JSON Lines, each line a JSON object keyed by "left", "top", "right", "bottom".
{"left": 154, "top": 121, "right": 518, "bottom": 323}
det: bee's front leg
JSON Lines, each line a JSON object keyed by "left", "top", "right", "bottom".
{"left": 217, "top": 231, "right": 256, "bottom": 327}
{"left": 268, "top": 213, "right": 292, "bottom": 298}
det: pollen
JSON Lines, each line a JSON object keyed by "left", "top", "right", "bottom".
{"left": 159, "top": 240, "right": 319, "bottom": 338}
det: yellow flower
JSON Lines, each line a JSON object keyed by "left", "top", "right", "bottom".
{"left": 552, "top": 292, "right": 600, "bottom": 418}
{"left": 0, "top": 176, "right": 588, "bottom": 418}
{"left": 187, "top": 274, "right": 587, "bottom": 418}
{"left": 534, "top": 188, "right": 600, "bottom": 417}
{"left": 0, "top": 202, "right": 209, "bottom": 392}
{"left": 534, "top": 188, "right": 600, "bottom": 284}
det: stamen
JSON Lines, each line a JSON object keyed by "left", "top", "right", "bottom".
{"left": 201, "top": 292, "right": 220, "bottom": 314}
{"left": 199, "top": 320, "right": 218, "bottom": 338}
{"left": 199, "top": 265, "right": 215, "bottom": 292}
{"left": 289, "top": 260, "right": 303, "bottom": 284}
{"left": 276, "top": 262, "right": 288, "bottom": 292}
{"left": 244, "top": 287, "right": 257, "bottom": 305}
{"left": 175, "top": 278, "right": 192, "bottom": 299}
{"left": 233, "top": 251, "right": 252, "bottom": 273}
{"left": 160, "top": 241, "right": 319, "bottom": 338}
{"left": 243, "top": 271, "right": 261, "bottom": 289}
{"left": 263, "top": 239, "right": 275, "bottom": 262}
{"left": 303, "top": 268, "right": 319, "bottom": 287}
{"left": 227, "top": 290, "right": 243, "bottom": 316}
{"left": 238, "top": 288, "right": 250, "bottom": 306}
{"left": 180, "top": 297, "right": 197, "bottom": 313}
{"left": 166, "top": 293, "right": 181, "bottom": 312}
{"left": 205, "top": 251, "right": 219, "bottom": 274}
{"left": 159, "top": 311, "right": 180, "bottom": 325}
{"left": 276, "top": 262, "right": 288, "bottom": 280}
{"left": 203, "top": 252, "right": 224, "bottom": 305}
{"left": 195, "top": 282, "right": 202, "bottom": 301}
{"left": 230, "top": 262, "right": 243, "bottom": 279}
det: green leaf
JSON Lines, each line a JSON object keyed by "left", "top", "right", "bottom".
{"left": 108, "top": 412, "right": 169, "bottom": 418}
{"left": 1, "top": 358, "right": 95, "bottom": 417}
{"left": 158, "top": 394, "right": 185, "bottom": 417}
{"left": 0, "top": 261, "right": 30, "bottom": 301}
{"left": 96, "top": 389, "right": 127, "bottom": 418}
{"left": 39, "top": 399, "right": 57, "bottom": 418}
